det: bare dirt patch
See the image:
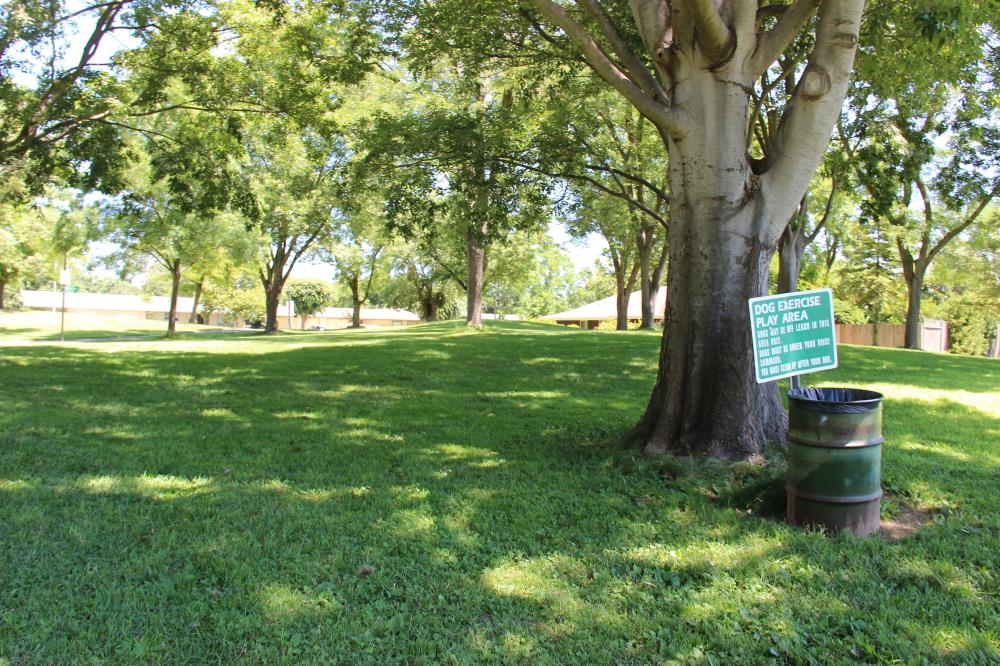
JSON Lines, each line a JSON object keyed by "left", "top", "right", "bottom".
{"left": 881, "top": 504, "right": 933, "bottom": 541}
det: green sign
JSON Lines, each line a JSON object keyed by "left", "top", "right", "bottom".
{"left": 749, "top": 288, "right": 837, "bottom": 383}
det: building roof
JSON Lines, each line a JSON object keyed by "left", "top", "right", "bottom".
{"left": 21, "top": 290, "right": 421, "bottom": 322}
{"left": 312, "top": 307, "right": 421, "bottom": 322}
{"left": 20, "top": 290, "right": 196, "bottom": 314}
{"left": 539, "top": 287, "right": 667, "bottom": 322}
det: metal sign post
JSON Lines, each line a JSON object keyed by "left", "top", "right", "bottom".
{"left": 748, "top": 288, "right": 837, "bottom": 386}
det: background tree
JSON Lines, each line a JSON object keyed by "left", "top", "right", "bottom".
{"left": 201, "top": 269, "right": 266, "bottom": 328}
{"left": 358, "top": 63, "right": 551, "bottom": 327}
{"left": 99, "top": 107, "right": 252, "bottom": 335}
{"left": 243, "top": 120, "right": 344, "bottom": 333}
{"left": 482, "top": 230, "right": 582, "bottom": 318}
{"left": 285, "top": 279, "right": 334, "bottom": 330}
{"left": 564, "top": 185, "right": 639, "bottom": 330}
{"left": 836, "top": 0, "right": 999, "bottom": 348}
{"left": 924, "top": 215, "right": 1000, "bottom": 355}
{"left": 322, "top": 194, "right": 390, "bottom": 327}
{"left": 0, "top": 199, "right": 48, "bottom": 309}
{"left": 532, "top": 83, "right": 669, "bottom": 327}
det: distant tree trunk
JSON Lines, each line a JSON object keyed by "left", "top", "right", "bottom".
{"left": 643, "top": 239, "right": 669, "bottom": 327}
{"left": 0, "top": 276, "right": 6, "bottom": 310}
{"left": 465, "top": 223, "right": 486, "bottom": 327}
{"left": 261, "top": 248, "right": 289, "bottom": 334}
{"left": 777, "top": 222, "right": 807, "bottom": 294}
{"left": 610, "top": 247, "right": 639, "bottom": 331}
{"left": 351, "top": 274, "right": 363, "bottom": 328}
{"left": 615, "top": 280, "right": 629, "bottom": 330}
{"left": 903, "top": 272, "right": 924, "bottom": 349}
{"left": 636, "top": 223, "right": 655, "bottom": 328}
{"left": 167, "top": 259, "right": 182, "bottom": 337}
{"left": 301, "top": 312, "right": 308, "bottom": 330}
{"left": 188, "top": 277, "right": 204, "bottom": 324}
{"left": 898, "top": 242, "right": 929, "bottom": 350}
{"left": 420, "top": 294, "right": 439, "bottom": 321}
{"left": 263, "top": 281, "right": 285, "bottom": 333}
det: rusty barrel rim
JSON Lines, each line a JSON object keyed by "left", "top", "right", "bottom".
{"left": 788, "top": 387, "right": 884, "bottom": 414}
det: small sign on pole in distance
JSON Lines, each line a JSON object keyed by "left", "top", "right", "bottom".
{"left": 749, "top": 288, "right": 837, "bottom": 384}
{"left": 59, "top": 269, "right": 71, "bottom": 287}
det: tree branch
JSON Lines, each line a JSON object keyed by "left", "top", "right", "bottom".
{"left": 806, "top": 177, "right": 837, "bottom": 244}
{"left": 751, "top": 0, "right": 820, "bottom": 80}
{"left": 927, "top": 180, "right": 1000, "bottom": 263}
{"left": 527, "top": 0, "right": 687, "bottom": 137}
{"left": 686, "top": 0, "right": 733, "bottom": 60}
{"left": 759, "top": 0, "right": 864, "bottom": 243}
{"left": 578, "top": 0, "right": 668, "bottom": 102}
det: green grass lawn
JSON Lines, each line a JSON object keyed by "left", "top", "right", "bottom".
{"left": 0, "top": 309, "right": 229, "bottom": 342}
{"left": 1, "top": 317, "right": 998, "bottom": 664}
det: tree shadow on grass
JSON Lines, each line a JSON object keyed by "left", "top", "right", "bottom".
{"left": 0, "top": 326, "right": 998, "bottom": 663}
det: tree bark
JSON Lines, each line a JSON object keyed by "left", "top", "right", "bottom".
{"left": 167, "top": 259, "right": 182, "bottom": 337}
{"left": 263, "top": 281, "right": 285, "bottom": 333}
{"left": 777, "top": 222, "right": 807, "bottom": 294}
{"left": 636, "top": 223, "right": 655, "bottom": 328}
{"left": 351, "top": 274, "right": 363, "bottom": 327}
{"left": 634, "top": 66, "right": 792, "bottom": 458}
{"left": 615, "top": 276, "right": 630, "bottom": 330}
{"left": 0, "top": 277, "right": 6, "bottom": 310}
{"left": 903, "top": 264, "right": 927, "bottom": 350}
{"left": 465, "top": 223, "right": 486, "bottom": 327}
{"left": 189, "top": 277, "right": 203, "bottom": 324}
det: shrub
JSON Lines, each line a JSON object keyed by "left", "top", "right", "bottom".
{"left": 943, "top": 299, "right": 992, "bottom": 356}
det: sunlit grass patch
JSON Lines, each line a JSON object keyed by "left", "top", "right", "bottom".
{"left": 0, "top": 321, "right": 997, "bottom": 663}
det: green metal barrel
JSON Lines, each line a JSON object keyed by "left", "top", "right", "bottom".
{"left": 786, "top": 387, "right": 884, "bottom": 537}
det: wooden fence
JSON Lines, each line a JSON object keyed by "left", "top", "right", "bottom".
{"left": 835, "top": 319, "right": 949, "bottom": 352}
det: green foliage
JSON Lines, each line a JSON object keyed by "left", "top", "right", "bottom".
{"left": 483, "top": 230, "right": 581, "bottom": 318}
{"left": 595, "top": 319, "right": 641, "bottom": 332}
{"left": 73, "top": 273, "right": 141, "bottom": 295}
{"left": 834, "top": 219, "right": 906, "bottom": 324}
{"left": 831, "top": 297, "right": 867, "bottom": 326}
{"left": 286, "top": 279, "right": 334, "bottom": 319}
{"left": 0, "top": 320, "right": 998, "bottom": 662}
{"left": 0, "top": 202, "right": 48, "bottom": 305}
{"left": 943, "top": 297, "right": 992, "bottom": 356}
{"left": 202, "top": 271, "right": 265, "bottom": 328}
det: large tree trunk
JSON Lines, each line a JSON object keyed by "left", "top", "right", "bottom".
{"left": 777, "top": 222, "right": 808, "bottom": 294}
{"left": 188, "top": 277, "right": 204, "bottom": 324}
{"left": 167, "top": 259, "right": 182, "bottom": 337}
{"left": 635, "top": 72, "right": 790, "bottom": 458}
{"left": 903, "top": 268, "right": 925, "bottom": 350}
{"left": 465, "top": 224, "right": 486, "bottom": 327}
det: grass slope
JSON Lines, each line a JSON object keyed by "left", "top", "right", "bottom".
{"left": 0, "top": 319, "right": 998, "bottom": 664}
{"left": 0, "top": 310, "right": 227, "bottom": 341}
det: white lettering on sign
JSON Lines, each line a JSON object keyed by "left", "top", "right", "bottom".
{"left": 748, "top": 288, "right": 838, "bottom": 384}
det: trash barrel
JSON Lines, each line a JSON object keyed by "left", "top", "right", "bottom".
{"left": 786, "top": 387, "right": 884, "bottom": 537}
